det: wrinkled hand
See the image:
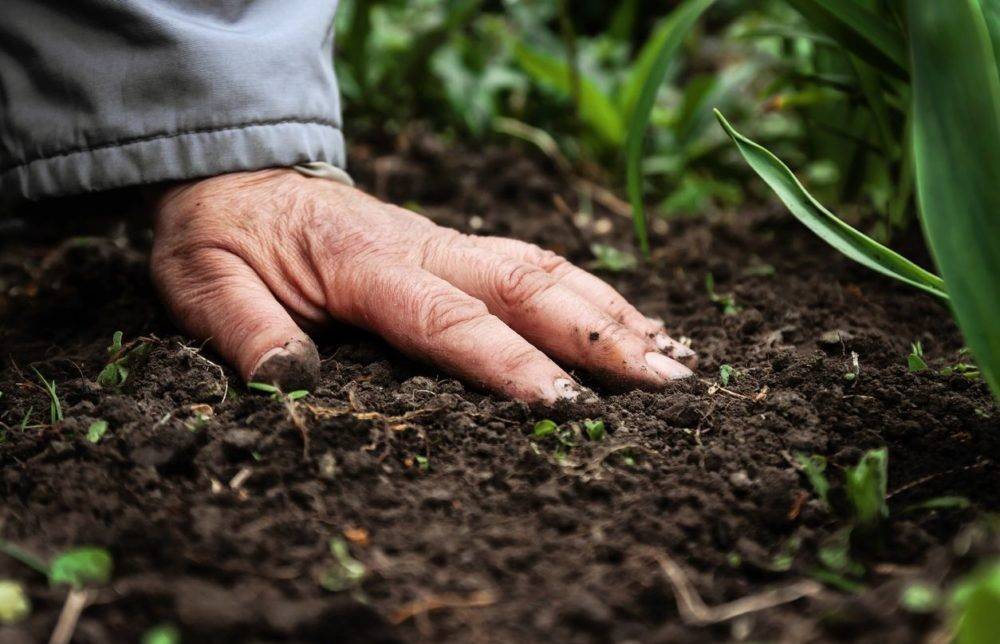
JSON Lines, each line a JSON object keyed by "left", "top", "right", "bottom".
{"left": 151, "top": 169, "right": 694, "bottom": 403}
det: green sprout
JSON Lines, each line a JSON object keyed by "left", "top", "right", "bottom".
{"left": 86, "top": 420, "right": 108, "bottom": 444}
{"left": 843, "top": 351, "right": 861, "bottom": 383}
{"left": 908, "top": 341, "right": 929, "bottom": 372}
{"left": 32, "top": 368, "right": 62, "bottom": 425}
{"left": 705, "top": 273, "right": 740, "bottom": 315}
{"left": 532, "top": 419, "right": 558, "bottom": 439}
{"left": 583, "top": 419, "right": 606, "bottom": 441}
{"left": 794, "top": 453, "right": 830, "bottom": 506}
{"left": 321, "top": 538, "right": 366, "bottom": 592}
{"left": 951, "top": 559, "right": 1000, "bottom": 644}
{"left": 844, "top": 447, "right": 889, "bottom": 529}
{"left": 719, "top": 364, "right": 737, "bottom": 386}
{"left": 901, "top": 582, "right": 941, "bottom": 614}
{"left": 590, "top": 243, "right": 637, "bottom": 272}
{"left": 414, "top": 455, "right": 430, "bottom": 471}
{"left": 96, "top": 331, "right": 149, "bottom": 388}
{"left": 248, "top": 382, "right": 309, "bottom": 401}
{"left": 0, "top": 539, "right": 112, "bottom": 590}
{"left": 142, "top": 624, "right": 181, "bottom": 644}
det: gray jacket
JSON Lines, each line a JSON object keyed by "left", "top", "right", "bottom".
{"left": 0, "top": 0, "right": 346, "bottom": 204}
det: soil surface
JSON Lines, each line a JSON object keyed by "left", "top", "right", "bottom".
{"left": 1, "top": 134, "right": 998, "bottom": 644}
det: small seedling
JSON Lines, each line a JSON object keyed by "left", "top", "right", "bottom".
{"left": 590, "top": 243, "right": 637, "bottom": 272}
{"left": 705, "top": 273, "right": 741, "bottom": 315}
{"left": 141, "top": 624, "right": 181, "bottom": 644}
{"left": 18, "top": 407, "right": 33, "bottom": 431}
{"left": 900, "top": 582, "right": 941, "bottom": 614}
{"left": 32, "top": 368, "right": 62, "bottom": 425}
{"left": 321, "top": 538, "right": 366, "bottom": 592}
{"left": 0, "top": 539, "right": 112, "bottom": 590}
{"left": 940, "top": 362, "right": 982, "bottom": 380}
{"left": 844, "top": 447, "right": 889, "bottom": 528}
{"left": 843, "top": 351, "right": 861, "bottom": 383}
{"left": 532, "top": 419, "right": 557, "bottom": 439}
{"left": 86, "top": 420, "right": 108, "bottom": 444}
{"left": 0, "top": 580, "right": 30, "bottom": 625}
{"left": 96, "top": 331, "right": 149, "bottom": 388}
{"left": 794, "top": 453, "right": 830, "bottom": 506}
{"left": 719, "top": 364, "right": 738, "bottom": 386}
{"left": 583, "top": 419, "right": 605, "bottom": 441}
{"left": 908, "top": 341, "right": 929, "bottom": 373}
{"left": 414, "top": 455, "right": 430, "bottom": 471}
{"left": 248, "top": 382, "right": 309, "bottom": 401}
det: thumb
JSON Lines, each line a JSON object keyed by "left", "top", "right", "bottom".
{"left": 152, "top": 249, "right": 320, "bottom": 391}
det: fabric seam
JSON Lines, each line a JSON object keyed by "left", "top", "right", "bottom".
{"left": 0, "top": 118, "right": 342, "bottom": 175}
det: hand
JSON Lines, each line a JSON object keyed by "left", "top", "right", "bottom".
{"left": 150, "top": 169, "right": 695, "bottom": 403}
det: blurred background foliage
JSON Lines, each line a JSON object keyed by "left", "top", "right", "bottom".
{"left": 334, "top": 0, "right": 909, "bottom": 234}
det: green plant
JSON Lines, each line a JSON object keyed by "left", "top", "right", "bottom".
{"left": 583, "top": 419, "right": 605, "bottom": 441}
{"left": 0, "top": 540, "right": 112, "bottom": 590}
{"left": 321, "top": 538, "right": 366, "bottom": 592}
{"left": 589, "top": 243, "right": 636, "bottom": 272}
{"left": 908, "top": 341, "right": 928, "bottom": 373}
{"left": 718, "top": 364, "right": 737, "bottom": 386}
{"left": 705, "top": 273, "right": 740, "bottom": 315}
{"left": 86, "top": 420, "right": 108, "bottom": 444}
{"left": 794, "top": 453, "right": 830, "bottom": 505}
{"left": 718, "top": 0, "right": 1000, "bottom": 403}
{"left": 97, "top": 331, "right": 150, "bottom": 388}
{"left": 844, "top": 447, "right": 889, "bottom": 529}
{"left": 31, "top": 368, "right": 62, "bottom": 425}
{"left": 248, "top": 382, "right": 309, "bottom": 401}
{"left": 951, "top": 559, "right": 1000, "bottom": 644}
{"left": 142, "top": 624, "right": 181, "bottom": 644}
{"left": 532, "top": 419, "right": 558, "bottom": 439}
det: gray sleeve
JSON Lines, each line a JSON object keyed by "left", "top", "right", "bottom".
{"left": 0, "top": 0, "right": 345, "bottom": 204}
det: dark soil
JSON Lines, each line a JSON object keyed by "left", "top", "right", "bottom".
{"left": 1, "top": 135, "right": 997, "bottom": 644}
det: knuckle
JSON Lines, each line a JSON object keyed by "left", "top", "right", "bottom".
{"left": 418, "top": 291, "right": 491, "bottom": 340}
{"left": 495, "top": 262, "right": 554, "bottom": 309}
{"left": 495, "top": 343, "right": 543, "bottom": 374}
{"left": 592, "top": 317, "right": 635, "bottom": 349}
{"left": 529, "top": 246, "right": 572, "bottom": 276}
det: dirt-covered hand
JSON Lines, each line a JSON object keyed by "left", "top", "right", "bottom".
{"left": 150, "top": 169, "right": 695, "bottom": 403}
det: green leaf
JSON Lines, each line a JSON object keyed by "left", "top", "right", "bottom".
{"left": 247, "top": 382, "right": 280, "bottom": 394}
{"left": 286, "top": 390, "right": 309, "bottom": 401}
{"left": 818, "top": 526, "right": 865, "bottom": 577}
{"left": 532, "top": 419, "right": 558, "bottom": 439}
{"left": 718, "top": 364, "right": 735, "bottom": 387}
{"left": 908, "top": 0, "right": 1000, "bottom": 401}
{"left": 511, "top": 41, "right": 625, "bottom": 145}
{"left": 48, "top": 547, "right": 113, "bottom": 589}
{"left": 784, "top": 0, "right": 908, "bottom": 79}
{"left": 0, "top": 580, "right": 30, "bottom": 625}
{"left": 590, "top": 244, "right": 637, "bottom": 273}
{"left": 952, "top": 559, "right": 1000, "bottom": 644}
{"left": 715, "top": 111, "right": 948, "bottom": 301}
{"left": 844, "top": 447, "right": 889, "bottom": 527}
{"left": 902, "top": 496, "right": 970, "bottom": 514}
{"left": 583, "top": 419, "right": 606, "bottom": 441}
{"left": 86, "top": 420, "right": 108, "bottom": 444}
{"left": 625, "top": 0, "right": 716, "bottom": 256}
{"left": 794, "top": 453, "right": 831, "bottom": 505}
{"left": 321, "top": 538, "right": 366, "bottom": 592}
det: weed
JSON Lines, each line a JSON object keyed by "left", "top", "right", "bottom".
{"left": 908, "top": 341, "right": 929, "bottom": 372}
{"left": 0, "top": 580, "right": 30, "bottom": 625}
{"left": 31, "top": 368, "right": 62, "bottom": 425}
{"left": 321, "top": 538, "right": 366, "bottom": 592}
{"left": 705, "top": 273, "right": 740, "bottom": 315}
{"left": 248, "top": 382, "right": 309, "bottom": 401}
{"left": 589, "top": 244, "right": 636, "bottom": 272}
{"left": 86, "top": 420, "right": 108, "bottom": 444}
{"left": 96, "top": 331, "right": 149, "bottom": 388}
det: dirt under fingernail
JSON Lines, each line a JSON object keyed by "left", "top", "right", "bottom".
{"left": 249, "top": 339, "right": 320, "bottom": 391}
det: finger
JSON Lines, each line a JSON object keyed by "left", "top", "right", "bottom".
{"left": 327, "top": 263, "right": 589, "bottom": 403}
{"left": 468, "top": 236, "right": 697, "bottom": 367}
{"left": 152, "top": 249, "right": 320, "bottom": 390}
{"left": 419, "top": 238, "right": 692, "bottom": 386}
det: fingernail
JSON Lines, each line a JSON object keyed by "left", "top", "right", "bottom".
{"left": 655, "top": 332, "right": 695, "bottom": 358}
{"left": 553, "top": 378, "right": 599, "bottom": 403}
{"left": 249, "top": 339, "right": 321, "bottom": 391}
{"left": 645, "top": 351, "right": 693, "bottom": 380}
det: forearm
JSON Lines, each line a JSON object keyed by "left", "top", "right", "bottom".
{"left": 0, "top": 0, "right": 345, "bottom": 204}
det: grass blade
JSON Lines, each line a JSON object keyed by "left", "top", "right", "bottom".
{"left": 715, "top": 110, "right": 947, "bottom": 300}
{"left": 784, "top": 0, "right": 907, "bottom": 79}
{"left": 625, "top": 0, "right": 716, "bottom": 256}
{"left": 908, "top": 0, "right": 1000, "bottom": 401}
{"left": 511, "top": 41, "right": 625, "bottom": 146}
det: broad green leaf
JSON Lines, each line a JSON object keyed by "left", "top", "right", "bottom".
{"left": 625, "top": 0, "right": 717, "bottom": 255}
{"left": 715, "top": 111, "right": 948, "bottom": 300}
{"left": 844, "top": 448, "right": 888, "bottom": 527}
{"left": 532, "top": 419, "right": 557, "bottom": 439}
{"left": 785, "top": 0, "right": 907, "bottom": 79}
{"left": 511, "top": 42, "right": 625, "bottom": 145}
{"left": 49, "top": 547, "right": 113, "bottom": 588}
{"left": 908, "top": 0, "right": 1000, "bottom": 401}
{"left": 952, "top": 559, "right": 1000, "bottom": 644}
